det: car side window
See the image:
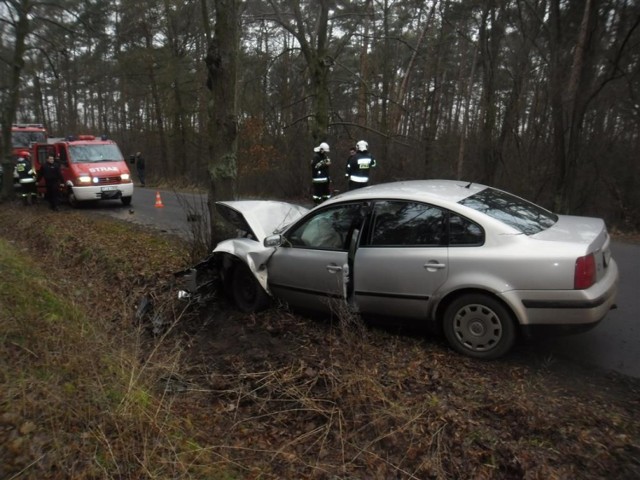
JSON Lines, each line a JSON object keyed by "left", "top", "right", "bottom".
{"left": 449, "top": 213, "right": 484, "bottom": 246}
{"left": 369, "top": 201, "right": 446, "bottom": 247}
{"left": 287, "top": 204, "right": 363, "bottom": 250}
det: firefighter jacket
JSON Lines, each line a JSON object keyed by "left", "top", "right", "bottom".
{"left": 14, "top": 158, "right": 35, "bottom": 182}
{"left": 311, "top": 152, "right": 331, "bottom": 184}
{"left": 346, "top": 151, "right": 376, "bottom": 183}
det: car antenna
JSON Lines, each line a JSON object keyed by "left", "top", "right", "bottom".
{"left": 464, "top": 181, "right": 473, "bottom": 188}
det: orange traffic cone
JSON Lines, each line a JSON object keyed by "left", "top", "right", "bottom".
{"left": 154, "top": 191, "right": 164, "bottom": 208}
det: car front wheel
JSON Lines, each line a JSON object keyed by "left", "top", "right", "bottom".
{"left": 443, "top": 294, "right": 516, "bottom": 360}
{"left": 231, "top": 264, "right": 270, "bottom": 313}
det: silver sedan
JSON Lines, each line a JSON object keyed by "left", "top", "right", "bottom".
{"left": 208, "top": 180, "right": 619, "bottom": 359}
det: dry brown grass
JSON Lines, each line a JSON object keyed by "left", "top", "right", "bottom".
{"left": 1, "top": 202, "right": 639, "bottom": 479}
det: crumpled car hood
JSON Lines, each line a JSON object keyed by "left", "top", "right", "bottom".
{"left": 215, "top": 200, "right": 309, "bottom": 243}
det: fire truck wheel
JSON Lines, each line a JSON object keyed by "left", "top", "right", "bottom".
{"left": 121, "top": 196, "right": 132, "bottom": 206}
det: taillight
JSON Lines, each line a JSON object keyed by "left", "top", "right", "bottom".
{"left": 574, "top": 253, "right": 596, "bottom": 289}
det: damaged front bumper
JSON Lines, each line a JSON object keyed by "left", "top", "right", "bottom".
{"left": 134, "top": 255, "right": 223, "bottom": 335}
{"left": 173, "top": 254, "right": 221, "bottom": 304}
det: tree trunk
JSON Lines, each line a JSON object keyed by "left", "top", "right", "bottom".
{"left": 357, "top": 0, "right": 372, "bottom": 128}
{"left": 142, "top": 25, "right": 169, "bottom": 178}
{"left": 478, "top": 1, "right": 505, "bottom": 185}
{"left": 497, "top": 3, "right": 543, "bottom": 182}
{"left": 562, "top": 0, "right": 597, "bottom": 212}
{"left": 456, "top": 43, "right": 479, "bottom": 180}
{"left": 267, "top": 0, "right": 333, "bottom": 144}
{"left": 301, "top": 1, "right": 331, "bottom": 143}
{"left": 550, "top": 0, "right": 598, "bottom": 212}
{"left": 162, "top": 0, "right": 188, "bottom": 178}
{"left": 1, "top": 0, "right": 30, "bottom": 201}
{"left": 390, "top": 2, "right": 437, "bottom": 136}
{"left": 204, "top": 0, "right": 240, "bottom": 245}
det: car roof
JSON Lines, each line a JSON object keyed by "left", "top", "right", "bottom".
{"left": 325, "top": 179, "right": 489, "bottom": 205}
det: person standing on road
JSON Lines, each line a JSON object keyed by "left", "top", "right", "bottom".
{"left": 346, "top": 140, "right": 376, "bottom": 190}
{"left": 37, "top": 154, "right": 63, "bottom": 211}
{"left": 135, "top": 151, "right": 146, "bottom": 187}
{"left": 311, "top": 142, "right": 331, "bottom": 204}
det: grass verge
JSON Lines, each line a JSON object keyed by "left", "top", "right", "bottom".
{"left": 0, "top": 205, "right": 236, "bottom": 479}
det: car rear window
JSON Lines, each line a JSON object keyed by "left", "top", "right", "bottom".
{"left": 459, "top": 188, "right": 558, "bottom": 235}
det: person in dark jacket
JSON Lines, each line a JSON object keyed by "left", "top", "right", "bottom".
{"left": 37, "top": 154, "right": 64, "bottom": 210}
{"left": 311, "top": 142, "right": 331, "bottom": 204}
{"left": 344, "top": 146, "right": 357, "bottom": 190}
{"left": 135, "top": 151, "right": 146, "bottom": 186}
{"left": 346, "top": 140, "right": 376, "bottom": 190}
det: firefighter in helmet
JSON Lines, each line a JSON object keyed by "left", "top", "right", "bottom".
{"left": 345, "top": 140, "right": 376, "bottom": 190}
{"left": 311, "top": 142, "right": 331, "bottom": 204}
{"left": 14, "top": 151, "right": 37, "bottom": 204}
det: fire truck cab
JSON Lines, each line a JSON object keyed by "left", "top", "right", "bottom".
{"left": 11, "top": 123, "right": 47, "bottom": 159}
{"left": 33, "top": 135, "right": 134, "bottom": 207}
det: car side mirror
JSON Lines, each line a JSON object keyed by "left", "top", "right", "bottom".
{"left": 264, "top": 234, "right": 284, "bottom": 248}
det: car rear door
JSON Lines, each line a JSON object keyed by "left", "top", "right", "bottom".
{"left": 352, "top": 201, "right": 449, "bottom": 320}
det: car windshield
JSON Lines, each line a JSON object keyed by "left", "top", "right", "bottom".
{"left": 459, "top": 187, "right": 557, "bottom": 235}
{"left": 69, "top": 144, "right": 123, "bottom": 163}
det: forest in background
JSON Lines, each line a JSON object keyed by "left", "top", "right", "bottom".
{"left": 1, "top": 0, "right": 639, "bottom": 228}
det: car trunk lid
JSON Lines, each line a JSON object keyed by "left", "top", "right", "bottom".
{"left": 533, "top": 215, "right": 607, "bottom": 249}
{"left": 533, "top": 214, "right": 613, "bottom": 283}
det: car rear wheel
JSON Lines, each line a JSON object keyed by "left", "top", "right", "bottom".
{"left": 231, "top": 264, "right": 270, "bottom": 313}
{"left": 443, "top": 294, "right": 516, "bottom": 360}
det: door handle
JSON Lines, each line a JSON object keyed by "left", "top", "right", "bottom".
{"left": 424, "top": 262, "right": 446, "bottom": 270}
{"left": 326, "top": 265, "right": 343, "bottom": 273}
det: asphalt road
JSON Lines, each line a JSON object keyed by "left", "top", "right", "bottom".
{"left": 535, "top": 241, "right": 639, "bottom": 378}
{"left": 91, "top": 186, "right": 210, "bottom": 240}
{"left": 93, "top": 187, "right": 640, "bottom": 379}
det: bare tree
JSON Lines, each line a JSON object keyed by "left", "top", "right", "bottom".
{"left": 549, "top": 0, "right": 599, "bottom": 212}
{"left": 0, "top": 0, "right": 31, "bottom": 200}
{"left": 204, "top": 0, "right": 241, "bottom": 244}
{"left": 265, "top": 0, "right": 333, "bottom": 144}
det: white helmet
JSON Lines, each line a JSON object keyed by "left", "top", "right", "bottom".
{"left": 314, "top": 142, "right": 330, "bottom": 153}
{"left": 356, "top": 140, "right": 368, "bottom": 152}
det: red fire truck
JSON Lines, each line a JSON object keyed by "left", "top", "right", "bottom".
{"left": 32, "top": 135, "right": 134, "bottom": 207}
{"left": 11, "top": 124, "right": 47, "bottom": 158}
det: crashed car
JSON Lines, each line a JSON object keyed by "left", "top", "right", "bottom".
{"left": 184, "top": 180, "right": 618, "bottom": 360}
